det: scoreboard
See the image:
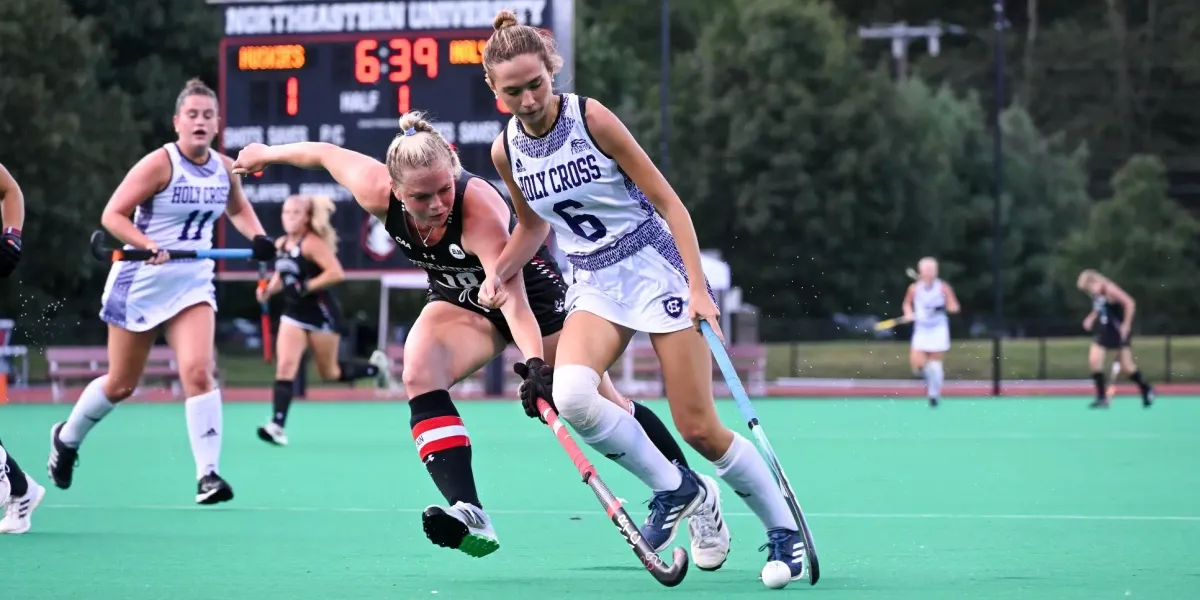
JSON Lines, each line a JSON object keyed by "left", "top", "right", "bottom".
{"left": 212, "top": 0, "right": 573, "bottom": 277}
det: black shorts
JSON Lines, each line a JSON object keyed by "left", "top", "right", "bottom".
{"left": 1094, "top": 326, "right": 1131, "bottom": 350}
{"left": 281, "top": 293, "right": 344, "bottom": 334}
{"left": 427, "top": 262, "right": 568, "bottom": 344}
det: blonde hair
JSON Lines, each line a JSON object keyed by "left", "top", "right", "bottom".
{"left": 386, "top": 111, "right": 461, "bottom": 187}
{"left": 482, "top": 9, "right": 564, "bottom": 81}
{"left": 288, "top": 195, "right": 339, "bottom": 254}
{"left": 175, "top": 77, "right": 218, "bottom": 114}
{"left": 1077, "top": 269, "right": 1107, "bottom": 291}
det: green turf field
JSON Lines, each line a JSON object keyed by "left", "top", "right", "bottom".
{"left": 2, "top": 397, "right": 1198, "bottom": 599}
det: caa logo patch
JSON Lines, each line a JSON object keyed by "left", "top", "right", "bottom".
{"left": 448, "top": 243, "right": 466, "bottom": 259}
{"left": 663, "top": 296, "right": 684, "bottom": 319}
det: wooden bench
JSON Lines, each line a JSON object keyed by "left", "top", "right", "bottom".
{"left": 46, "top": 346, "right": 219, "bottom": 402}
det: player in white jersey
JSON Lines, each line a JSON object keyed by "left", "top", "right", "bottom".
{"left": 47, "top": 79, "right": 275, "bottom": 504}
{"left": 902, "top": 257, "right": 961, "bottom": 407}
{"left": 478, "top": 10, "right": 808, "bottom": 585}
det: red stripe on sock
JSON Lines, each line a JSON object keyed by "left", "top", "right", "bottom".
{"left": 411, "top": 415, "right": 464, "bottom": 439}
{"left": 417, "top": 435, "right": 470, "bottom": 460}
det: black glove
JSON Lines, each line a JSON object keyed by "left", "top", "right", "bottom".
{"left": 251, "top": 235, "right": 275, "bottom": 261}
{"left": 0, "top": 229, "right": 20, "bottom": 278}
{"left": 513, "top": 358, "right": 554, "bottom": 421}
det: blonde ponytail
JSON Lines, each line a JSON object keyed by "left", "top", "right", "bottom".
{"left": 386, "top": 110, "right": 461, "bottom": 187}
{"left": 308, "top": 195, "right": 339, "bottom": 253}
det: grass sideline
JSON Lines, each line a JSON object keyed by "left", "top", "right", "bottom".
{"left": 14, "top": 335, "right": 1200, "bottom": 386}
{"left": 765, "top": 335, "right": 1200, "bottom": 382}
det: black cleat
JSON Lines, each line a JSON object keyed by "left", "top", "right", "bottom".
{"left": 196, "top": 473, "right": 234, "bottom": 505}
{"left": 929, "top": 397, "right": 940, "bottom": 408}
{"left": 1142, "top": 386, "right": 1155, "bottom": 408}
{"left": 1089, "top": 397, "right": 1110, "bottom": 409}
{"left": 47, "top": 422, "right": 79, "bottom": 489}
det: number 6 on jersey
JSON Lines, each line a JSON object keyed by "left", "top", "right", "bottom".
{"left": 553, "top": 200, "right": 606, "bottom": 242}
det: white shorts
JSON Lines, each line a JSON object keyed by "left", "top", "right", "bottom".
{"left": 911, "top": 324, "right": 950, "bottom": 353}
{"left": 280, "top": 315, "right": 337, "bottom": 333}
{"left": 100, "top": 260, "right": 217, "bottom": 332}
{"left": 566, "top": 244, "right": 708, "bottom": 335}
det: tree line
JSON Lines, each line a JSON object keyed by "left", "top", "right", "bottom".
{"left": 1, "top": 0, "right": 1197, "bottom": 344}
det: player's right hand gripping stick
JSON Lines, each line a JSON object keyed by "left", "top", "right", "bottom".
{"left": 514, "top": 358, "right": 553, "bottom": 421}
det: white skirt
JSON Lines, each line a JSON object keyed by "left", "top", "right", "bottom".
{"left": 99, "top": 260, "right": 217, "bottom": 332}
{"left": 566, "top": 244, "right": 706, "bottom": 334}
{"left": 911, "top": 324, "right": 950, "bottom": 353}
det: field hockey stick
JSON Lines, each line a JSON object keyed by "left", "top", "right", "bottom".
{"left": 700, "top": 321, "right": 821, "bottom": 585}
{"left": 257, "top": 262, "right": 273, "bottom": 363}
{"left": 90, "top": 230, "right": 254, "bottom": 262}
{"left": 535, "top": 397, "right": 689, "bottom": 587}
{"left": 874, "top": 315, "right": 914, "bottom": 331}
{"left": 1105, "top": 361, "right": 1120, "bottom": 400}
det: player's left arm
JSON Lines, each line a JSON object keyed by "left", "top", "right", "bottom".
{"left": 0, "top": 163, "right": 24, "bottom": 277}
{"left": 1107, "top": 284, "right": 1136, "bottom": 332}
{"left": 462, "top": 178, "right": 545, "bottom": 361}
{"left": 583, "top": 98, "right": 718, "bottom": 329}
{"left": 220, "top": 155, "right": 274, "bottom": 260}
{"left": 298, "top": 235, "right": 345, "bottom": 293}
{"left": 943, "top": 283, "right": 961, "bottom": 314}
{"left": 0, "top": 162, "right": 25, "bottom": 232}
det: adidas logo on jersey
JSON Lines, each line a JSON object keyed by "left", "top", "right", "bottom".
{"left": 514, "top": 158, "right": 525, "bottom": 173}
{"left": 570, "top": 138, "right": 590, "bottom": 154}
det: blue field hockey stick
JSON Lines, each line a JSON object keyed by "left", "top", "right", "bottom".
{"left": 699, "top": 320, "right": 821, "bottom": 585}
{"left": 90, "top": 230, "right": 254, "bottom": 262}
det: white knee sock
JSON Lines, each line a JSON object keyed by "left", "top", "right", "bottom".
{"left": 185, "top": 389, "right": 223, "bottom": 479}
{"left": 714, "top": 433, "right": 797, "bottom": 531}
{"left": 925, "top": 360, "right": 944, "bottom": 399}
{"left": 554, "top": 365, "right": 682, "bottom": 492}
{"left": 60, "top": 376, "right": 116, "bottom": 448}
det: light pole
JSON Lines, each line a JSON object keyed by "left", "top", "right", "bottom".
{"left": 857, "top": 21, "right": 966, "bottom": 81}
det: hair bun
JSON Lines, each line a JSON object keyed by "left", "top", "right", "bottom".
{"left": 493, "top": 9, "right": 519, "bottom": 30}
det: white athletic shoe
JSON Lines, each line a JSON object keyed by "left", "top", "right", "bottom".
{"left": 256, "top": 422, "right": 288, "bottom": 446}
{"left": 0, "top": 473, "right": 46, "bottom": 534}
{"left": 368, "top": 349, "right": 399, "bottom": 392}
{"left": 689, "top": 474, "right": 732, "bottom": 570}
{"left": 0, "top": 445, "right": 10, "bottom": 506}
{"left": 422, "top": 501, "right": 500, "bottom": 558}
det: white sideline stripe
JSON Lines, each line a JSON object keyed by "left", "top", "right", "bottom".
{"left": 38, "top": 504, "right": 1200, "bottom": 522}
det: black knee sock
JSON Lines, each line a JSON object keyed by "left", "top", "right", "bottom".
{"left": 409, "top": 390, "right": 481, "bottom": 508}
{"left": 1091, "top": 372, "right": 1106, "bottom": 398}
{"left": 1130, "top": 370, "right": 1151, "bottom": 392}
{"left": 272, "top": 380, "right": 294, "bottom": 427}
{"left": 630, "top": 401, "right": 689, "bottom": 468}
{"left": 338, "top": 360, "right": 379, "bottom": 382}
{"left": 0, "top": 441, "right": 29, "bottom": 497}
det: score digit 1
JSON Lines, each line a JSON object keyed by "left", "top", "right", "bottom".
{"left": 397, "top": 85, "right": 410, "bottom": 114}
{"left": 286, "top": 76, "right": 299, "bottom": 116}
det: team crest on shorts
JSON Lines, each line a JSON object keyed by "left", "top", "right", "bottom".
{"left": 663, "top": 296, "right": 684, "bottom": 319}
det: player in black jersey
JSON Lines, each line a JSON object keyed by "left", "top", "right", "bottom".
{"left": 1077, "top": 270, "right": 1155, "bottom": 408}
{"left": 231, "top": 111, "right": 699, "bottom": 560}
{"left": 0, "top": 162, "right": 46, "bottom": 534}
{"left": 254, "top": 194, "right": 393, "bottom": 445}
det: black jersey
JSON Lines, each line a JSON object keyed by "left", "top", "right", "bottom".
{"left": 275, "top": 233, "right": 344, "bottom": 332}
{"left": 384, "top": 169, "right": 568, "bottom": 341}
{"left": 1091, "top": 288, "right": 1130, "bottom": 349}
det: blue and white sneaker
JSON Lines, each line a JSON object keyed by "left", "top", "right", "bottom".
{"left": 760, "top": 527, "right": 807, "bottom": 583}
{"left": 640, "top": 464, "right": 707, "bottom": 552}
